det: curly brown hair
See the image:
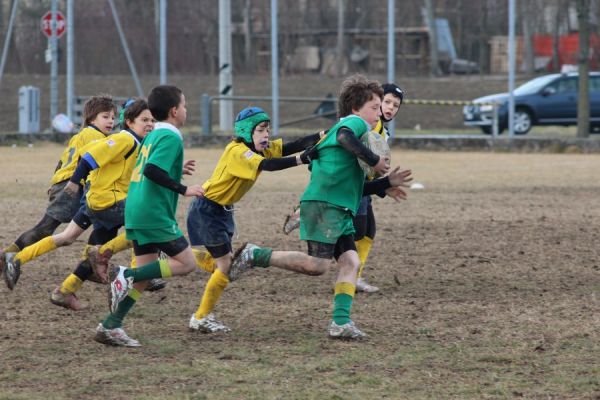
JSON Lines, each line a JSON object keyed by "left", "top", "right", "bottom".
{"left": 83, "top": 94, "right": 117, "bottom": 126}
{"left": 337, "top": 74, "right": 383, "bottom": 118}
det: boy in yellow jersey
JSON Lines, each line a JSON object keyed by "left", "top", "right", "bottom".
{"left": 97, "top": 85, "right": 205, "bottom": 347}
{"left": 353, "top": 83, "right": 404, "bottom": 293}
{"left": 0, "top": 95, "right": 116, "bottom": 288}
{"left": 186, "top": 106, "right": 321, "bottom": 333}
{"left": 46, "top": 99, "right": 156, "bottom": 309}
{"left": 228, "top": 75, "right": 412, "bottom": 339}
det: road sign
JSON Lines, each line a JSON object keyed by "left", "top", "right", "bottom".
{"left": 40, "top": 11, "right": 66, "bottom": 38}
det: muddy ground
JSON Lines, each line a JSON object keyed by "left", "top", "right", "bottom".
{"left": 0, "top": 144, "right": 599, "bottom": 399}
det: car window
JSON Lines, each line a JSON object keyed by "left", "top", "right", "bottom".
{"left": 547, "top": 78, "right": 577, "bottom": 94}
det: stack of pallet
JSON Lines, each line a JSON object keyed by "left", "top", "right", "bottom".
{"left": 490, "top": 36, "right": 523, "bottom": 74}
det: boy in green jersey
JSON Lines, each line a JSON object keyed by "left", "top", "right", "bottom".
{"left": 96, "top": 85, "right": 204, "bottom": 347}
{"left": 230, "top": 75, "right": 412, "bottom": 340}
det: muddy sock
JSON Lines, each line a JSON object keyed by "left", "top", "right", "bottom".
{"left": 252, "top": 247, "right": 273, "bottom": 268}
{"left": 194, "top": 269, "right": 229, "bottom": 319}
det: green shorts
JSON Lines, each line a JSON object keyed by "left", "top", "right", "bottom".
{"left": 299, "top": 201, "right": 355, "bottom": 244}
{"left": 126, "top": 225, "right": 183, "bottom": 246}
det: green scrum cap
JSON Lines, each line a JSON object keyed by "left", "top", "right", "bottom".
{"left": 234, "top": 106, "right": 270, "bottom": 143}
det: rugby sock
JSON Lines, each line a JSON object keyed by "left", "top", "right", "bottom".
{"left": 14, "top": 236, "right": 57, "bottom": 266}
{"left": 100, "top": 233, "right": 132, "bottom": 256}
{"left": 194, "top": 269, "right": 229, "bottom": 319}
{"left": 124, "top": 259, "right": 172, "bottom": 282}
{"left": 355, "top": 237, "right": 373, "bottom": 278}
{"left": 3, "top": 243, "right": 20, "bottom": 253}
{"left": 332, "top": 282, "right": 356, "bottom": 325}
{"left": 102, "top": 288, "right": 141, "bottom": 329}
{"left": 252, "top": 247, "right": 273, "bottom": 268}
{"left": 193, "top": 248, "right": 215, "bottom": 273}
{"left": 130, "top": 249, "right": 137, "bottom": 268}
{"left": 81, "top": 244, "right": 94, "bottom": 260}
{"left": 60, "top": 274, "right": 83, "bottom": 295}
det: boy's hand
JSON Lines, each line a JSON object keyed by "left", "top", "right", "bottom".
{"left": 372, "top": 155, "right": 391, "bottom": 176}
{"left": 185, "top": 184, "right": 205, "bottom": 197}
{"left": 387, "top": 166, "right": 412, "bottom": 187}
{"left": 385, "top": 187, "right": 408, "bottom": 202}
{"left": 183, "top": 159, "right": 196, "bottom": 175}
{"left": 300, "top": 146, "right": 319, "bottom": 164}
{"left": 63, "top": 181, "right": 80, "bottom": 197}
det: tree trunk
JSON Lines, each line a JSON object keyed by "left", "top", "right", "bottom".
{"left": 576, "top": 0, "right": 590, "bottom": 138}
{"left": 521, "top": 2, "right": 535, "bottom": 75}
{"left": 551, "top": 1, "right": 560, "bottom": 72}
{"left": 424, "top": 0, "right": 441, "bottom": 76}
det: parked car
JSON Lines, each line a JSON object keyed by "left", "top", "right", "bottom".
{"left": 463, "top": 72, "right": 600, "bottom": 134}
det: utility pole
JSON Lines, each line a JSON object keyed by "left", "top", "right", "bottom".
{"left": 66, "top": 0, "right": 73, "bottom": 121}
{"left": 576, "top": 0, "right": 590, "bottom": 138}
{"left": 50, "top": 0, "right": 58, "bottom": 126}
{"left": 336, "top": 0, "right": 345, "bottom": 77}
{"left": 219, "top": 0, "right": 233, "bottom": 132}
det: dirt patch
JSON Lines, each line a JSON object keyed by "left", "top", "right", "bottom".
{"left": 1, "top": 145, "right": 599, "bottom": 399}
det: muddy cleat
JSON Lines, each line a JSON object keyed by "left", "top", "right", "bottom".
{"left": 282, "top": 206, "right": 301, "bottom": 235}
{"left": 189, "top": 313, "right": 231, "bottom": 333}
{"left": 228, "top": 242, "right": 259, "bottom": 282}
{"left": 108, "top": 265, "right": 133, "bottom": 313}
{"left": 94, "top": 323, "right": 140, "bottom": 347}
{"left": 86, "top": 246, "right": 111, "bottom": 283}
{"left": 3, "top": 253, "right": 21, "bottom": 290}
{"left": 328, "top": 320, "right": 367, "bottom": 340}
{"left": 146, "top": 278, "right": 167, "bottom": 292}
{"left": 50, "top": 286, "right": 86, "bottom": 311}
{"left": 356, "top": 277, "right": 380, "bottom": 293}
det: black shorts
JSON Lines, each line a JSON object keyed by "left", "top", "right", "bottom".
{"left": 132, "top": 236, "right": 189, "bottom": 258}
{"left": 307, "top": 234, "right": 356, "bottom": 261}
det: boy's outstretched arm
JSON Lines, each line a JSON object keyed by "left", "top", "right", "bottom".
{"left": 259, "top": 146, "right": 318, "bottom": 172}
{"left": 281, "top": 131, "right": 325, "bottom": 156}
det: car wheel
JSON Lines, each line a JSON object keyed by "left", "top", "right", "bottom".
{"left": 513, "top": 109, "right": 532, "bottom": 135}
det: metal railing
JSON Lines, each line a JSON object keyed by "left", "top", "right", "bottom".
{"left": 201, "top": 94, "right": 336, "bottom": 135}
{"left": 201, "top": 94, "right": 502, "bottom": 137}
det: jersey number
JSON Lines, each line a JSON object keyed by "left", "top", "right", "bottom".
{"left": 130, "top": 144, "right": 151, "bottom": 183}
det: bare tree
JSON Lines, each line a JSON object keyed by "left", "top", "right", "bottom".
{"left": 576, "top": 0, "right": 590, "bottom": 138}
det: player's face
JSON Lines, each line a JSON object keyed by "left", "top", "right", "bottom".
{"left": 127, "top": 109, "right": 155, "bottom": 138}
{"left": 252, "top": 121, "right": 271, "bottom": 152}
{"left": 354, "top": 95, "right": 382, "bottom": 128}
{"left": 171, "top": 94, "right": 187, "bottom": 128}
{"left": 381, "top": 93, "right": 401, "bottom": 121}
{"left": 91, "top": 110, "right": 115, "bottom": 134}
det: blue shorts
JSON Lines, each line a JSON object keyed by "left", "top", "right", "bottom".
{"left": 187, "top": 197, "right": 235, "bottom": 248}
{"left": 87, "top": 200, "right": 125, "bottom": 231}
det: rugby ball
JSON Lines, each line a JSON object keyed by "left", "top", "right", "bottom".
{"left": 357, "top": 131, "right": 391, "bottom": 179}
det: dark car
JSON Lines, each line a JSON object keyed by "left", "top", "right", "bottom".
{"left": 463, "top": 72, "right": 600, "bottom": 134}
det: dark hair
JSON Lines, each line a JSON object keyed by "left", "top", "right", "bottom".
{"left": 148, "top": 85, "right": 183, "bottom": 121}
{"left": 83, "top": 94, "right": 117, "bottom": 126}
{"left": 337, "top": 74, "right": 383, "bottom": 117}
{"left": 123, "top": 98, "right": 149, "bottom": 128}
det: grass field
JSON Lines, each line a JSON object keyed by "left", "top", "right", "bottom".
{"left": 1, "top": 144, "right": 600, "bottom": 399}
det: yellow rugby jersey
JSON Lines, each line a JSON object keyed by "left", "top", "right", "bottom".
{"left": 373, "top": 119, "right": 389, "bottom": 141}
{"left": 50, "top": 125, "right": 109, "bottom": 184}
{"left": 203, "top": 139, "right": 283, "bottom": 205}
{"left": 83, "top": 130, "right": 142, "bottom": 210}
